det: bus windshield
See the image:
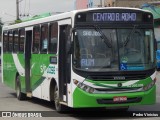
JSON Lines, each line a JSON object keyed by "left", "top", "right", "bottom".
{"left": 73, "top": 28, "right": 155, "bottom": 71}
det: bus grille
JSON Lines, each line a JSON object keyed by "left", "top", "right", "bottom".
{"left": 87, "top": 74, "right": 147, "bottom": 80}
{"left": 93, "top": 87, "right": 143, "bottom": 93}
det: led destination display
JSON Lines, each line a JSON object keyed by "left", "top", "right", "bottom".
{"left": 84, "top": 12, "right": 143, "bottom": 22}
{"left": 93, "top": 13, "right": 137, "bottom": 22}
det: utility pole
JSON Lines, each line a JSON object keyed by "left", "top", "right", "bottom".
{"left": 100, "top": 0, "right": 103, "bottom": 7}
{"left": 16, "top": 0, "right": 20, "bottom": 20}
{"left": 0, "top": 18, "right": 3, "bottom": 42}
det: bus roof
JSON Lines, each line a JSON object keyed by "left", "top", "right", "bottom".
{"left": 3, "top": 7, "right": 152, "bottom": 31}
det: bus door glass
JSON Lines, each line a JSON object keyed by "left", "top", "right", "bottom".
{"left": 59, "top": 24, "right": 72, "bottom": 102}
{"left": 25, "top": 29, "right": 32, "bottom": 94}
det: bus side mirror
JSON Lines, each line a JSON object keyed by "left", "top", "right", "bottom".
{"left": 156, "top": 50, "right": 160, "bottom": 71}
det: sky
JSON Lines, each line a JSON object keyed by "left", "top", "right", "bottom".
{"left": 0, "top": 0, "right": 74, "bottom": 23}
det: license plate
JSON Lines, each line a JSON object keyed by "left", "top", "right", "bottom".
{"left": 113, "top": 96, "right": 127, "bottom": 102}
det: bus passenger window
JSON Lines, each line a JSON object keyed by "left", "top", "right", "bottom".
{"left": 3, "top": 32, "right": 8, "bottom": 52}
{"left": 49, "top": 22, "right": 58, "bottom": 53}
{"left": 33, "top": 26, "right": 40, "bottom": 53}
{"left": 19, "top": 29, "right": 25, "bottom": 53}
{"left": 41, "top": 24, "right": 48, "bottom": 53}
{"left": 8, "top": 31, "right": 13, "bottom": 52}
{"left": 13, "top": 30, "right": 19, "bottom": 53}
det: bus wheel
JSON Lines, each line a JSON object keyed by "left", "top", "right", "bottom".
{"left": 16, "top": 76, "right": 26, "bottom": 100}
{"left": 54, "top": 85, "right": 67, "bottom": 112}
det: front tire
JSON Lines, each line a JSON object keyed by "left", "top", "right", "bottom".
{"left": 16, "top": 76, "right": 26, "bottom": 100}
{"left": 54, "top": 85, "right": 67, "bottom": 112}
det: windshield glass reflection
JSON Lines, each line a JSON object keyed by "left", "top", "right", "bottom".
{"left": 73, "top": 28, "right": 155, "bottom": 72}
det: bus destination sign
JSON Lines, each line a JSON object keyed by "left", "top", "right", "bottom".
{"left": 88, "top": 12, "right": 141, "bottom": 22}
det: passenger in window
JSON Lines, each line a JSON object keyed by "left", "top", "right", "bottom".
{"left": 33, "top": 29, "right": 40, "bottom": 53}
{"left": 33, "top": 47, "right": 39, "bottom": 53}
{"left": 50, "top": 36, "right": 57, "bottom": 53}
{"left": 42, "top": 28, "right": 48, "bottom": 52}
{"left": 50, "top": 25, "right": 58, "bottom": 53}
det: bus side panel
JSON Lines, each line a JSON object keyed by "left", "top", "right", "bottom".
{"left": 31, "top": 54, "right": 55, "bottom": 100}
{"left": 3, "top": 53, "right": 26, "bottom": 92}
{"left": 3, "top": 53, "right": 16, "bottom": 89}
{"left": 30, "top": 54, "right": 43, "bottom": 99}
{"left": 17, "top": 54, "right": 25, "bottom": 92}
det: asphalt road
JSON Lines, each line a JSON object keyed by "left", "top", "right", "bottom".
{"left": 0, "top": 72, "right": 160, "bottom": 120}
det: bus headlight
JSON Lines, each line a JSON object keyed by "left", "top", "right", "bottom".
{"left": 73, "top": 79, "right": 95, "bottom": 93}
{"left": 143, "top": 78, "right": 156, "bottom": 91}
{"left": 88, "top": 87, "right": 95, "bottom": 93}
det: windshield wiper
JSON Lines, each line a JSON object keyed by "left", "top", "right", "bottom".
{"left": 121, "top": 25, "right": 139, "bottom": 47}
{"left": 93, "top": 25, "right": 112, "bottom": 48}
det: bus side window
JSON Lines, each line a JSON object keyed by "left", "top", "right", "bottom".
{"left": 8, "top": 31, "right": 13, "bottom": 53}
{"left": 49, "top": 22, "right": 58, "bottom": 54}
{"left": 41, "top": 24, "right": 48, "bottom": 53}
{"left": 13, "top": 30, "right": 19, "bottom": 53}
{"left": 33, "top": 26, "right": 40, "bottom": 53}
{"left": 19, "top": 29, "right": 25, "bottom": 53}
{"left": 3, "top": 32, "right": 8, "bottom": 52}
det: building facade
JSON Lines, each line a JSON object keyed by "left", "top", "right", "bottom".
{"left": 88, "top": 0, "right": 106, "bottom": 8}
{"left": 75, "top": 0, "right": 88, "bottom": 10}
{"left": 105, "top": 0, "right": 155, "bottom": 8}
{"left": 74, "top": 0, "right": 158, "bottom": 9}
{"left": 75, "top": 0, "right": 107, "bottom": 9}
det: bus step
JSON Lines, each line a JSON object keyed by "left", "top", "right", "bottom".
{"left": 59, "top": 101, "right": 68, "bottom": 106}
{"left": 26, "top": 92, "right": 32, "bottom": 98}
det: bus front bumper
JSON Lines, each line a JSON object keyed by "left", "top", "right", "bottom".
{"left": 73, "top": 85, "right": 156, "bottom": 108}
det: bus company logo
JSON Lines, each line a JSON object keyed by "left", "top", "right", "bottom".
{"left": 114, "top": 76, "right": 125, "bottom": 80}
{"left": 47, "top": 66, "right": 55, "bottom": 74}
{"left": 40, "top": 64, "right": 47, "bottom": 73}
{"left": 117, "top": 83, "right": 122, "bottom": 87}
{"left": 121, "top": 57, "right": 128, "bottom": 63}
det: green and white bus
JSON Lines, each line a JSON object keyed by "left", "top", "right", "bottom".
{"left": 2, "top": 7, "right": 157, "bottom": 112}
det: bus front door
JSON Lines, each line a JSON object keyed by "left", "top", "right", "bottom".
{"left": 25, "top": 30, "right": 32, "bottom": 97}
{"left": 59, "top": 25, "right": 71, "bottom": 103}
